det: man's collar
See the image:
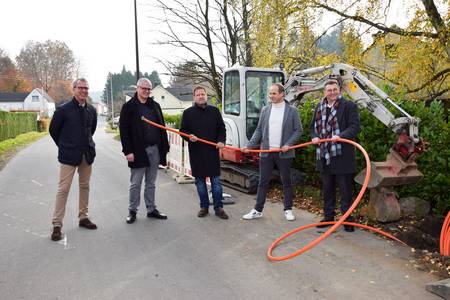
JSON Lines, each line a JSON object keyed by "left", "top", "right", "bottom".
{"left": 195, "top": 103, "right": 207, "bottom": 109}
{"left": 72, "top": 97, "right": 86, "bottom": 107}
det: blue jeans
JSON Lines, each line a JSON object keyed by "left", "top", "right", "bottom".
{"left": 195, "top": 176, "right": 223, "bottom": 210}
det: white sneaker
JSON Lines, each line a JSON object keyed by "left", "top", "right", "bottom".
{"left": 284, "top": 210, "right": 295, "bottom": 221}
{"left": 242, "top": 208, "right": 263, "bottom": 220}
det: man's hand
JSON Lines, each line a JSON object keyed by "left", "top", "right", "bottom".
{"left": 311, "top": 137, "right": 320, "bottom": 144}
{"left": 126, "top": 153, "right": 135, "bottom": 162}
{"left": 216, "top": 142, "right": 225, "bottom": 149}
{"left": 241, "top": 147, "right": 250, "bottom": 153}
{"left": 281, "top": 145, "right": 290, "bottom": 152}
{"left": 189, "top": 135, "right": 198, "bottom": 142}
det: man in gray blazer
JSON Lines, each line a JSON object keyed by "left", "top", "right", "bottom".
{"left": 242, "top": 83, "right": 302, "bottom": 221}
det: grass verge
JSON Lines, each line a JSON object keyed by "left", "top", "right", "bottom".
{"left": 0, "top": 131, "right": 48, "bottom": 171}
{"left": 0, "top": 131, "right": 48, "bottom": 156}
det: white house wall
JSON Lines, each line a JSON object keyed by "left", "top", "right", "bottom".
{"left": 0, "top": 102, "right": 23, "bottom": 111}
{"left": 152, "top": 87, "right": 193, "bottom": 115}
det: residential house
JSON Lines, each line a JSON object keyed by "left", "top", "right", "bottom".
{"left": 0, "top": 92, "right": 28, "bottom": 112}
{"left": 92, "top": 101, "right": 108, "bottom": 115}
{"left": 0, "top": 88, "right": 56, "bottom": 117}
{"left": 151, "top": 86, "right": 193, "bottom": 115}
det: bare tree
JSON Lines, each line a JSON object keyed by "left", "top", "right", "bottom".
{"left": 16, "top": 40, "right": 78, "bottom": 93}
{"left": 150, "top": 0, "right": 252, "bottom": 98}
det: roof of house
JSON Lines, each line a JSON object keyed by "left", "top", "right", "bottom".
{"left": 0, "top": 92, "right": 29, "bottom": 103}
{"left": 36, "top": 88, "right": 55, "bottom": 103}
{"left": 165, "top": 87, "right": 193, "bottom": 102}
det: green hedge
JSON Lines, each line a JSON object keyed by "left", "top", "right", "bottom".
{"left": 0, "top": 111, "right": 37, "bottom": 142}
{"left": 293, "top": 99, "right": 450, "bottom": 215}
{"left": 163, "top": 113, "right": 182, "bottom": 129}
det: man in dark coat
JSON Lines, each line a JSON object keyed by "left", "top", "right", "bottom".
{"left": 180, "top": 86, "right": 228, "bottom": 219}
{"left": 49, "top": 78, "right": 98, "bottom": 241}
{"left": 310, "top": 80, "right": 360, "bottom": 232}
{"left": 119, "top": 78, "right": 170, "bottom": 224}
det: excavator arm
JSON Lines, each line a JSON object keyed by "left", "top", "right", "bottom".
{"left": 284, "top": 63, "right": 424, "bottom": 161}
{"left": 283, "top": 63, "right": 425, "bottom": 221}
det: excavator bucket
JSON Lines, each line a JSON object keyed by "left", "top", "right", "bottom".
{"left": 355, "top": 149, "right": 423, "bottom": 188}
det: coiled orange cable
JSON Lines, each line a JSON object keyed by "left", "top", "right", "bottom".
{"left": 440, "top": 211, "right": 450, "bottom": 256}
{"left": 142, "top": 117, "right": 413, "bottom": 261}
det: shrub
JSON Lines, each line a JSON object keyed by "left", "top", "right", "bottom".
{"left": 292, "top": 99, "right": 450, "bottom": 215}
{"left": 0, "top": 111, "right": 37, "bottom": 142}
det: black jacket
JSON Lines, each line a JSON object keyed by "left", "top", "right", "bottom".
{"left": 49, "top": 98, "right": 97, "bottom": 166}
{"left": 310, "top": 96, "right": 360, "bottom": 174}
{"left": 180, "top": 104, "right": 226, "bottom": 178}
{"left": 119, "top": 94, "right": 170, "bottom": 168}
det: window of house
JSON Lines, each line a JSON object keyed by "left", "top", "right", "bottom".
{"left": 32, "top": 95, "right": 39, "bottom": 102}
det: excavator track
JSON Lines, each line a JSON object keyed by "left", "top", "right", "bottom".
{"left": 220, "top": 162, "right": 260, "bottom": 194}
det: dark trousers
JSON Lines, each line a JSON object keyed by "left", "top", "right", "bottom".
{"left": 255, "top": 153, "right": 293, "bottom": 212}
{"left": 195, "top": 176, "right": 223, "bottom": 210}
{"left": 321, "top": 172, "right": 354, "bottom": 219}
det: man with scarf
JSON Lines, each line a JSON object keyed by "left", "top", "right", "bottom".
{"left": 310, "top": 80, "right": 360, "bottom": 232}
{"left": 119, "top": 78, "right": 170, "bottom": 224}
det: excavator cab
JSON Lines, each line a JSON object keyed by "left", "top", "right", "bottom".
{"left": 220, "top": 66, "right": 285, "bottom": 193}
{"left": 221, "top": 66, "right": 284, "bottom": 161}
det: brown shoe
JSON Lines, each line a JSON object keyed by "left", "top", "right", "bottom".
{"left": 51, "top": 226, "right": 62, "bottom": 241}
{"left": 197, "top": 208, "right": 209, "bottom": 217}
{"left": 215, "top": 208, "right": 229, "bottom": 220}
{"left": 79, "top": 218, "right": 97, "bottom": 230}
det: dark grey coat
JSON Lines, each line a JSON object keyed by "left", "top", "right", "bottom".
{"left": 310, "top": 96, "right": 361, "bottom": 174}
{"left": 247, "top": 100, "right": 303, "bottom": 158}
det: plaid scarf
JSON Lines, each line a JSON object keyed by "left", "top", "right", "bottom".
{"left": 314, "top": 97, "right": 341, "bottom": 165}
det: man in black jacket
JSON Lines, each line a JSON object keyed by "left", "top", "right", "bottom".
{"left": 49, "top": 78, "right": 98, "bottom": 241}
{"left": 119, "top": 78, "right": 170, "bottom": 224}
{"left": 310, "top": 80, "right": 360, "bottom": 232}
{"left": 180, "top": 86, "right": 228, "bottom": 219}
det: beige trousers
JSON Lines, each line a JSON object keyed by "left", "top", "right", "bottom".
{"left": 52, "top": 158, "right": 92, "bottom": 227}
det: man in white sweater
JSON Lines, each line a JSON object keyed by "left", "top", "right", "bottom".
{"left": 242, "top": 83, "right": 302, "bottom": 221}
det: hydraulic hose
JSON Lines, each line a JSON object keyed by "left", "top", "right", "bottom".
{"left": 142, "top": 116, "right": 410, "bottom": 261}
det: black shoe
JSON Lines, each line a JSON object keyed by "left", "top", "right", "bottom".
{"left": 316, "top": 217, "right": 334, "bottom": 228}
{"left": 197, "top": 208, "right": 209, "bottom": 218}
{"left": 79, "top": 218, "right": 97, "bottom": 229}
{"left": 215, "top": 208, "right": 229, "bottom": 220}
{"left": 147, "top": 209, "right": 167, "bottom": 220}
{"left": 51, "top": 226, "right": 62, "bottom": 241}
{"left": 126, "top": 211, "right": 137, "bottom": 224}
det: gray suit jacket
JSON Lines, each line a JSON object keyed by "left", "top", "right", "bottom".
{"left": 247, "top": 100, "right": 302, "bottom": 158}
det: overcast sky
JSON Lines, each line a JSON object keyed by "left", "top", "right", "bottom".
{"left": 0, "top": 0, "right": 424, "bottom": 100}
{"left": 0, "top": 0, "right": 185, "bottom": 98}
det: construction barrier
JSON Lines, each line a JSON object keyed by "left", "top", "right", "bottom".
{"left": 166, "top": 131, "right": 194, "bottom": 183}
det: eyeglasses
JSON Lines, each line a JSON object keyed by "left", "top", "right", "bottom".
{"left": 77, "top": 86, "right": 89, "bottom": 90}
{"left": 138, "top": 86, "right": 151, "bottom": 91}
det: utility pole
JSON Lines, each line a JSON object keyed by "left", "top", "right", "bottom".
{"left": 134, "top": 0, "right": 140, "bottom": 81}
{"left": 110, "top": 74, "right": 114, "bottom": 127}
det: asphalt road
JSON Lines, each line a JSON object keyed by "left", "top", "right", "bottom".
{"left": 0, "top": 118, "right": 440, "bottom": 299}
